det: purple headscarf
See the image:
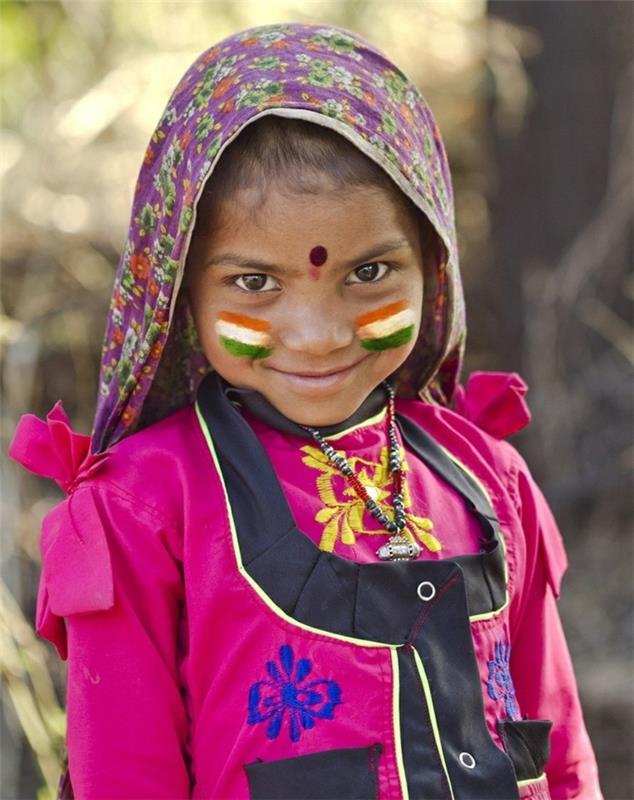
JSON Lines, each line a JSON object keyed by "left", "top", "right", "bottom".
{"left": 92, "top": 22, "right": 465, "bottom": 453}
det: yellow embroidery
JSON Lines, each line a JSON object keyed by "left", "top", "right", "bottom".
{"left": 301, "top": 445, "right": 442, "bottom": 554}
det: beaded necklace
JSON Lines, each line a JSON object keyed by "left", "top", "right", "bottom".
{"left": 305, "top": 382, "right": 421, "bottom": 561}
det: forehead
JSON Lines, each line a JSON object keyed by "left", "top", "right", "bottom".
{"left": 204, "top": 181, "right": 419, "bottom": 255}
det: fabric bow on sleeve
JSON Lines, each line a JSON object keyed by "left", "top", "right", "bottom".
{"left": 9, "top": 401, "right": 108, "bottom": 493}
{"left": 9, "top": 403, "right": 114, "bottom": 659}
{"left": 453, "top": 371, "right": 531, "bottom": 439}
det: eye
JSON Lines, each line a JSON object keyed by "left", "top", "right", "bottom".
{"left": 346, "top": 262, "right": 391, "bottom": 285}
{"left": 234, "top": 274, "right": 281, "bottom": 293}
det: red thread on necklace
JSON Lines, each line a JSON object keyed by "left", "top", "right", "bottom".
{"left": 393, "top": 469, "right": 403, "bottom": 496}
{"left": 348, "top": 472, "right": 370, "bottom": 502}
{"left": 328, "top": 394, "right": 400, "bottom": 506}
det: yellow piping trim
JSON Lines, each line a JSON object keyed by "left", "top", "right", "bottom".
{"left": 390, "top": 650, "right": 409, "bottom": 800}
{"left": 322, "top": 406, "right": 388, "bottom": 441}
{"left": 437, "top": 444, "right": 510, "bottom": 622}
{"left": 517, "top": 773, "right": 546, "bottom": 787}
{"left": 412, "top": 649, "right": 456, "bottom": 800}
{"left": 468, "top": 531, "right": 510, "bottom": 622}
{"left": 195, "top": 403, "right": 395, "bottom": 649}
{"left": 439, "top": 444, "right": 491, "bottom": 502}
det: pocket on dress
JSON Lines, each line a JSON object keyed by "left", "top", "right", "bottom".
{"left": 244, "top": 743, "right": 383, "bottom": 800}
{"left": 497, "top": 719, "right": 552, "bottom": 781}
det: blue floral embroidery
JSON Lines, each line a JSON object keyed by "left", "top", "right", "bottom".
{"left": 247, "top": 644, "right": 342, "bottom": 742}
{"left": 487, "top": 640, "right": 520, "bottom": 720}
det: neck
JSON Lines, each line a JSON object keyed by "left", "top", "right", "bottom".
{"left": 217, "top": 375, "right": 390, "bottom": 438}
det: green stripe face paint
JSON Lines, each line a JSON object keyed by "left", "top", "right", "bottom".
{"left": 356, "top": 300, "right": 416, "bottom": 351}
{"left": 215, "top": 311, "right": 273, "bottom": 360}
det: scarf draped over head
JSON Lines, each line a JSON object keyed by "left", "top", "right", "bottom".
{"left": 93, "top": 22, "right": 465, "bottom": 453}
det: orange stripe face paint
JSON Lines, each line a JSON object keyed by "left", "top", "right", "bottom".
{"left": 355, "top": 299, "right": 408, "bottom": 327}
{"left": 215, "top": 312, "right": 273, "bottom": 359}
{"left": 355, "top": 300, "right": 416, "bottom": 351}
{"left": 217, "top": 311, "right": 271, "bottom": 332}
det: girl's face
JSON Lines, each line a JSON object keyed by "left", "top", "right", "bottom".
{"left": 188, "top": 179, "right": 424, "bottom": 426}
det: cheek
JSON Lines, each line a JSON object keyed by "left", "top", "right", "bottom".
{"left": 355, "top": 299, "right": 417, "bottom": 351}
{"left": 214, "top": 310, "right": 274, "bottom": 360}
{"left": 186, "top": 279, "right": 274, "bottom": 362}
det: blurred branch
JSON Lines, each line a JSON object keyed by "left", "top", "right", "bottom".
{"left": 524, "top": 60, "right": 634, "bottom": 411}
{"left": 578, "top": 297, "right": 634, "bottom": 366}
{"left": 485, "top": 15, "right": 542, "bottom": 134}
{"left": 0, "top": 578, "right": 66, "bottom": 794}
{"left": 556, "top": 61, "right": 634, "bottom": 308}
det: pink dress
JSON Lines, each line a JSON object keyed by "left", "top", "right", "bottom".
{"left": 9, "top": 372, "right": 602, "bottom": 800}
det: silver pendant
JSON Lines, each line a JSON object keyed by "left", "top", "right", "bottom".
{"left": 377, "top": 534, "right": 421, "bottom": 561}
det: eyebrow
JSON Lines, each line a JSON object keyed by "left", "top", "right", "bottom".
{"left": 204, "top": 238, "right": 412, "bottom": 273}
{"left": 345, "top": 238, "right": 412, "bottom": 269}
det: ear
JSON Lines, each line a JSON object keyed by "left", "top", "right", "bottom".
{"left": 419, "top": 213, "right": 439, "bottom": 267}
{"left": 182, "top": 240, "right": 202, "bottom": 290}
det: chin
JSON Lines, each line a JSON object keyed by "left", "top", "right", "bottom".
{"left": 273, "top": 396, "right": 363, "bottom": 428}
{"left": 288, "top": 410, "right": 346, "bottom": 427}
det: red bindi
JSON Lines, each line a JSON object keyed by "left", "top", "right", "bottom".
{"left": 309, "top": 245, "right": 328, "bottom": 267}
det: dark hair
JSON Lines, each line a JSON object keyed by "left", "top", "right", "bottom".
{"left": 189, "top": 115, "right": 438, "bottom": 260}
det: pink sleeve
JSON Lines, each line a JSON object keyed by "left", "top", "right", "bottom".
{"left": 9, "top": 406, "right": 191, "bottom": 797}
{"left": 509, "top": 462, "right": 603, "bottom": 799}
{"left": 57, "top": 485, "right": 190, "bottom": 798}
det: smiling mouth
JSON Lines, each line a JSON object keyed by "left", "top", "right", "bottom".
{"left": 268, "top": 358, "right": 367, "bottom": 393}
{"left": 271, "top": 358, "right": 366, "bottom": 378}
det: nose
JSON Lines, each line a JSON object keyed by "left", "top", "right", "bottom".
{"left": 279, "top": 299, "right": 355, "bottom": 356}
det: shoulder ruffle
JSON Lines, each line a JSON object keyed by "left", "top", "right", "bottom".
{"left": 453, "top": 371, "right": 531, "bottom": 440}
{"left": 9, "top": 401, "right": 108, "bottom": 493}
{"left": 9, "top": 403, "right": 114, "bottom": 659}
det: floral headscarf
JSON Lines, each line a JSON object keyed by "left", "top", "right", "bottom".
{"left": 93, "top": 22, "right": 465, "bottom": 453}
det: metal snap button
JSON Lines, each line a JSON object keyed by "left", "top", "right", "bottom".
{"left": 459, "top": 752, "right": 476, "bottom": 769}
{"left": 416, "top": 581, "right": 436, "bottom": 601}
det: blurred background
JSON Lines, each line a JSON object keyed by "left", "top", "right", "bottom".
{"left": 1, "top": 1, "right": 632, "bottom": 797}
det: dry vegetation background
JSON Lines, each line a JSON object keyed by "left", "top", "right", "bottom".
{"left": 1, "top": 1, "right": 632, "bottom": 798}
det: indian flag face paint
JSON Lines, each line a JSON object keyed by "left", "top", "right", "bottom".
{"left": 215, "top": 311, "right": 273, "bottom": 360}
{"left": 355, "top": 300, "right": 416, "bottom": 351}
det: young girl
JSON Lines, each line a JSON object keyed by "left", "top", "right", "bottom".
{"left": 10, "top": 22, "right": 602, "bottom": 800}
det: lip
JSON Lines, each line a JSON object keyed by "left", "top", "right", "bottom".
{"left": 267, "top": 358, "right": 367, "bottom": 395}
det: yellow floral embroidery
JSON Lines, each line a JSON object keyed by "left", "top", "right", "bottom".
{"left": 301, "top": 445, "right": 442, "bottom": 554}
